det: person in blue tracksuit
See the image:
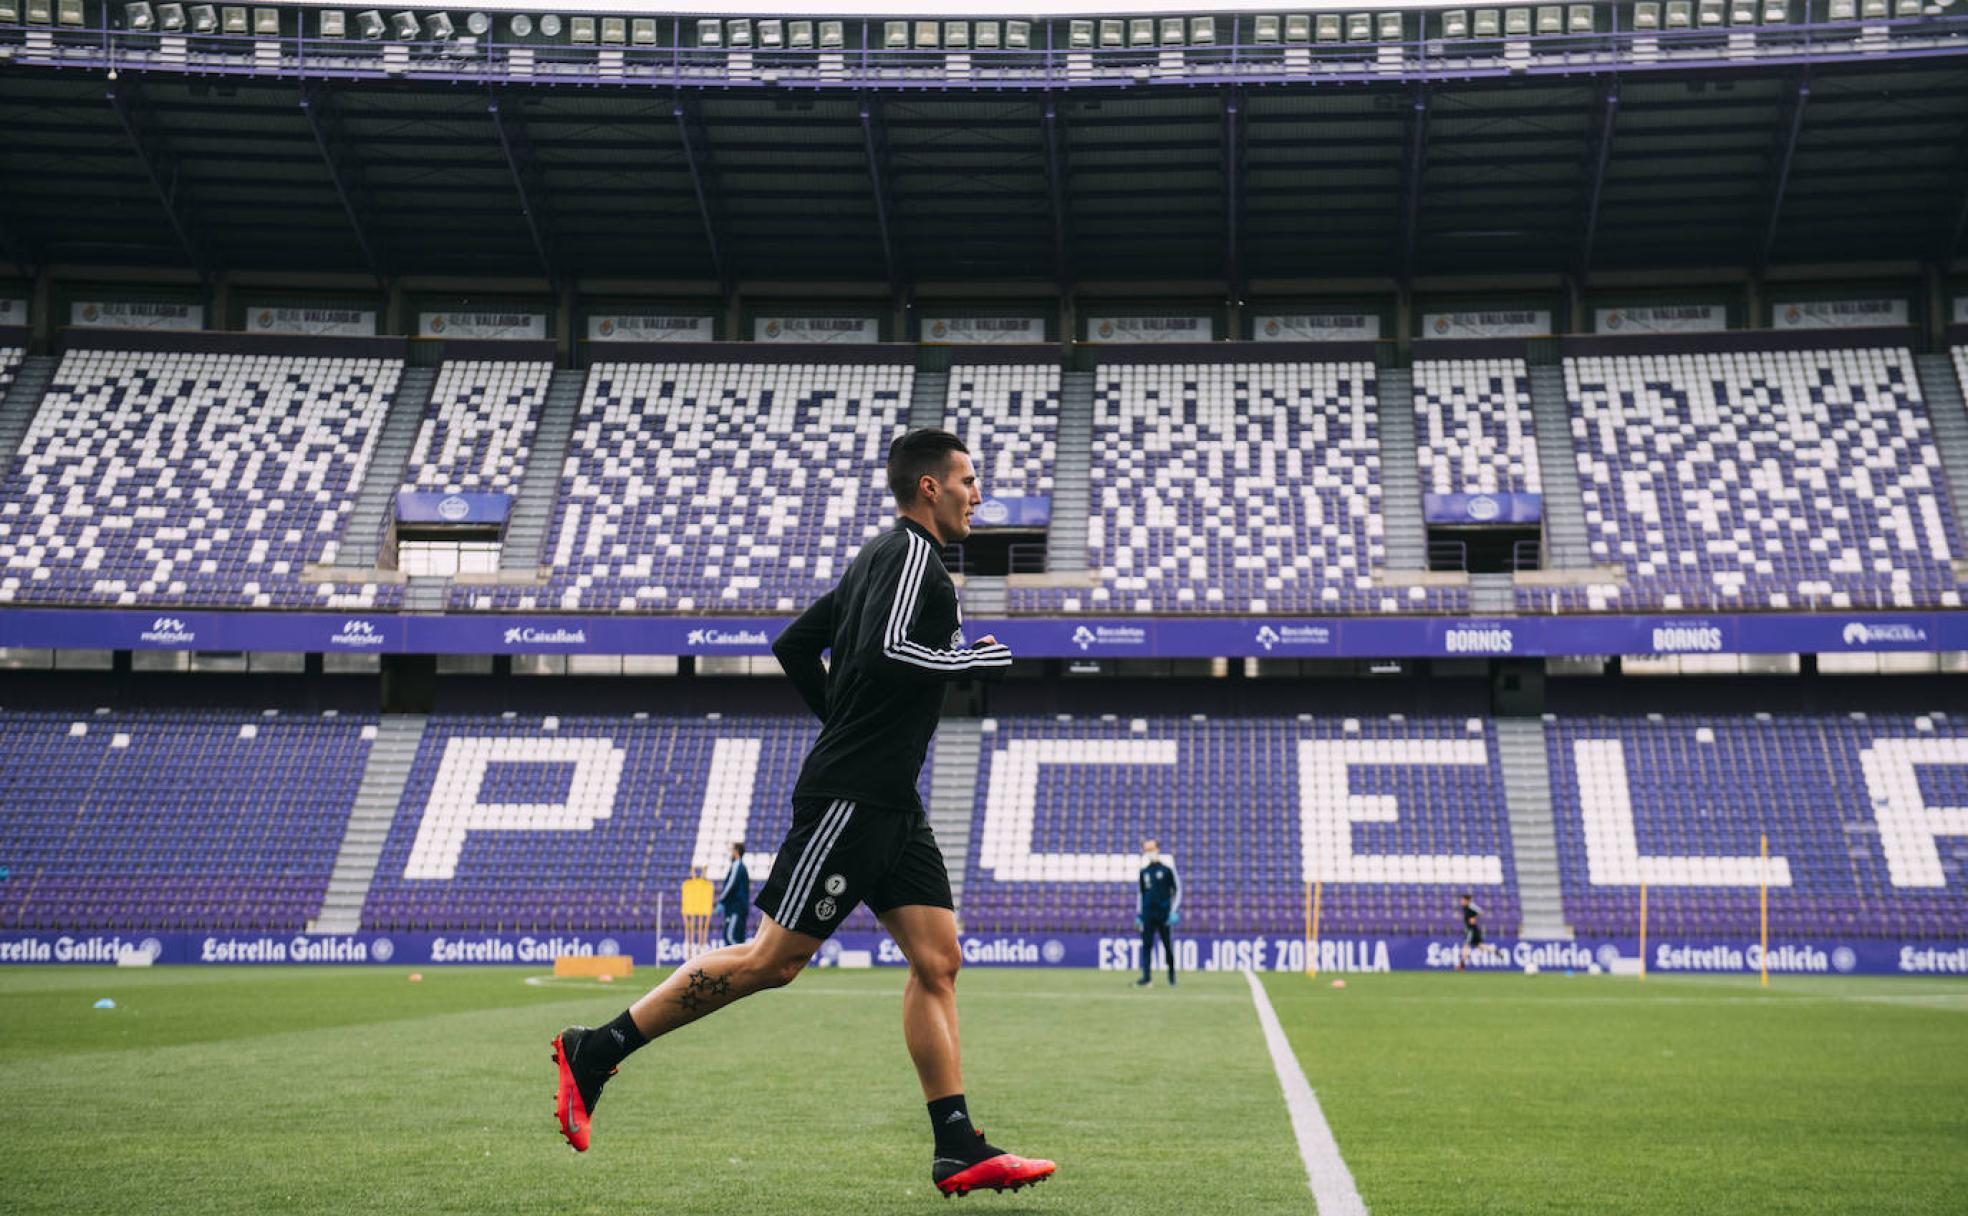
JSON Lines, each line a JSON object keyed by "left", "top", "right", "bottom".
{"left": 719, "top": 843, "right": 751, "bottom": 946}
{"left": 1134, "top": 839, "right": 1180, "bottom": 988}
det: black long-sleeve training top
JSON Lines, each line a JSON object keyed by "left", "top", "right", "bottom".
{"left": 772, "top": 517, "right": 1012, "bottom": 814}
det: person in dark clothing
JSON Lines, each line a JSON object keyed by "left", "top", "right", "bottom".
{"left": 717, "top": 842, "right": 750, "bottom": 946}
{"left": 548, "top": 429, "right": 1054, "bottom": 1197}
{"left": 1134, "top": 839, "right": 1180, "bottom": 988}
{"left": 1456, "top": 892, "right": 1497, "bottom": 970}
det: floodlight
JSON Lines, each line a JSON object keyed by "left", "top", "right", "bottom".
{"left": 600, "top": 16, "right": 623, "bottom": 44}
{"left": 631, "top": 17, "right": 654, "bottom": 45}
{"left": 423, "top": 12, "right": 452, "bottom": 40}
{"left": 536, "top": 13, "right": 557, "bottom": 36}
{"left": 1762, "top": 0, "right": 1787, "bottom": 20}
{"left": 973, "top": 21, "right": 998, "bottom": 48}
{"left": 696, "top": 16, "right": 719, "bottom": 45}
{"left": 1378, "top": 12, "right": 1404, "bottom": 39}
{"left": 1006, "top": 20, "right": 1029, "bottom": 48}
{"left": 1665, "top": 0, "right": 1693, "bottom": 26}
{"left": 1099, "top": 18, "right": 1122, "bottom": 46}
{"left": 884, "top": 20, "right": 906, "bottom": 48}
{"left": 1473, "top": 8, "right": 1502, "bottom": 35}
{"left": 0, "top": 0, "right": 20, "bottom": 19}
{"left": 1698, "top": 0, "right": 1726, "bottom": 25}
{"left": 1443, "top": 9, "right": 1470, "bottom": 36}
{"left": 913, "top": 20, "right": 936, "bottom": 48}
{"left": 125, "top": 3, "right": 154, "bottom": 30}
{"left": 1128, "top": 17, "right": 1153, "bottom": 45}
{"left": 756, "top": 18, "right": 781, "bottom": 47}
{"left": 252, "top": 6, "right": 275, "bottom": 34}
{"left": 1344, "top": 14, "right": 1371, "bottom": 40}
{"left": 569, "top": 15, "right": 594, "bottom": 42}
{"left": 724, "top": 18, "right": 748, "bottom": 46}
{"left": 1730, "top": 0, "right": 1756, "bottom": 22}
{"left": 319, "top": 9, "right": 346, "bottom": 36}
{"left": 1569, "top": 4, "right": 1595, "bottom": 30}
{"left": 57, "top": 0, "right": 81, "bottom": 24}
{"left": 1536, "top": 5, "right": 1562, "bottom": 32}
{"left": 1253, "top": 14, "right": 1280, "bottom": 41}
{"left": 1315, "top": 14, "right": 1342, "bottom": 40}
{"left": 1504, "top": 8, "right": 1532, "bottom": 34}
{"left": 221, "top": 5, "right": 245, "bottom": 32}
{"left": 944, "top": 21, "right": 966, "bottom": 48}
{"left": 1633, "top": 2, "right": 1661, "bottom": 27}
{"left": 1285, "top": 14, "right": 1312, "bottom": 41}
{"left": 507, "top": 13, "right": 530, "bottom": 37}
{"left": 1892, "top": 0, "right": 1918, "bottom": 13}
{"left": 1161, "top": 17, "right": 1184, "bottom": 43}
{"left": 354, "top": 8, "right": 382, "bottom": 37}
{"left": 158, "top": 1, "right": 184, "bottom": 29}
{"left": 1827, "top": 0, "right": 1855, "bottom": 16}
{"left": 1067, "top": 20, "right": 1092, "bottom": 48}
{"left": 465, "top": 12, "right": 487, "bottom": 35}
{"left": 1190, "top": 16, "right": 1214, "bottom": 43}
{"left": 819, "top": 20, "right": 842, "bottom": 48}
{"left": 787, "top": 19, "right": 812, "bottom": 47}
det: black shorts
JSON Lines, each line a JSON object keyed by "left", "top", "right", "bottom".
{"left": 1465, "top": 926, "right": 1484, "bottom": 947}
{"left": 755, "top": 797, "right": 953, "bottom": 940}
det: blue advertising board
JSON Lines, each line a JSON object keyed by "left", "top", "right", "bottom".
{"left": 395, "top": 491, "right": 512, "bottom": 525}
{"left": 1423, "top": 492, "right": 1543, "bottom": 524}
{"left": 5, "top": 930, "right": 1961, "bottom": 978}
{"left": 0, "top": 608, "right": 1961, "bottom": 659}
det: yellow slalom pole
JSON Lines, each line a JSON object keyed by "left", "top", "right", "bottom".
{"left": 1309, "top": 880, "right": 1324, "bottom": 979}
{"left": 1638, "top": 880, "right": 1647, "bottom": 984}
{"left": 1760, "top": 834, "right": 1770, "bottom": 989}
{"left": 1303, "top": 881, "right": 1314, "bottom": 978}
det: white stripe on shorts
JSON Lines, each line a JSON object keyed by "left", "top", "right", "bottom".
{"left": 778, "top": 799, "right": 855, "bottom": 926}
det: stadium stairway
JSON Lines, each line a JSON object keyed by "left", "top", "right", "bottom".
{"left": 1374, "top": 366, "right": 1428, "bottom": 571}
{"left": 927, "top": 717, "right": 984, "bottom": 920}
{"left": 909, "top": 370, "right": 948, "bottom": 429}
{"left": 499, "top": 367, "right": 587, "bottom": 572}
{"left": 1913, "top": 353, "right": 1968, "bottom": 547}
{"left": 1044, "top": 371, "right": 1096, "bottom": 574}
{"left": 1469, "top": 571, "right": 1515, "bottom": 613}
{"left": 308, "top": 714, "right": 428, "bottom": 935}
{"left": 961, "top": 575, "right": 1007, "bottom": 616}
{"left": 1526, "top": 364, "right": 1594, "bottom": 568}
{"left": 1495, "top": 717, "right": 1573, "bottom": 939}
{"left": 337, "top": 366, "right": 437, "bottom": 569}
{"left": 0, "top": 354, "right": 56, "bottom": 461}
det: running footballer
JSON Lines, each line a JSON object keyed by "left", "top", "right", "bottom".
{"left": 548, "top": 429, "right": 1056, "bottom": 1198}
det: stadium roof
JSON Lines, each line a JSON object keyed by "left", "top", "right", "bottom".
{"left": 1, "top": 41, "right": 1964, "bottom": 288}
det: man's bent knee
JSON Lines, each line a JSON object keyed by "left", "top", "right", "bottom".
{"left": 910, "top": 947, "right": 960, "bottom": 994}
{"left": 749, "top": 943, "right": 809, "bottom": 990}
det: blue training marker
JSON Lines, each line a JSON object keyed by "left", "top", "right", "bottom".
{"left": 93, "top": 998, "right": 117, "bottom": 1010}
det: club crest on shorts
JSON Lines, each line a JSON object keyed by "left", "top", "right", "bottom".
{"left": 824, "top": 873, "right": 847, "bottom": 896}
{"left": 815, "top": 897, "right": 838, "bottom": 921}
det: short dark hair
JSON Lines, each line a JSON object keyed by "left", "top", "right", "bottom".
{"left": 887, "top": 429, "right": 969, "bottom": 506}
{"left": 732, "top": 842, "right": 746, "bottom": 856}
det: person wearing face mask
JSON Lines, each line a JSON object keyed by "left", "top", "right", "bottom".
{"left": 1133, "top": 838, "right": 1180, "bottom": 988}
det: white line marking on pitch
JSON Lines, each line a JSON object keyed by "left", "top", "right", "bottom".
{"left": 1244, "top": 968, "right": 1369, "bottom": 1215}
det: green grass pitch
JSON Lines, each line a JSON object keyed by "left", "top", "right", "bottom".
{"left": 3, "top": 965, "right": 1964, "bottom": 1214}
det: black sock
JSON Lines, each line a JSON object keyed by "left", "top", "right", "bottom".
{"left": 589, "top": 1008, "right": 647, "bottom": 1071}
{"left": 929, "top": 1094, "right": 997, "bottom": 1161}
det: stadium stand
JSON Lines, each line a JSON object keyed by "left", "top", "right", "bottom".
{"left": 959, "top": 715, "right": 1518, "bottom": 937}
{"left": 1010, "top": 362, "right": 1467, "bottom": 614}
{"left": 403, "top": 360, "right": 552, "bottom": 495}
{"left": 1546, "top": 711, "right": 1968, "bottom": 939}
{"left": 0, "top": 349, "right": 403, "bottom": 609}
{"left": 0, "top": 708, "right": 375, "bottom": 931}
{"left": 1525, "top": 347, "right": 1964, "bottom": 612}
{"left": 359, "top": 714, "right": 930, "bottom": 934}
{"left": 944, "top": 364, "right": 1060, "bottom": 501}
{"left": 452, "top": 362, "right": 911, "bottom": 613}
{"left": 0, "top": 345, "right": 23, "bottom": 395}
{"left": 1412, "top": 358, "right": 1542, "bottom": 497}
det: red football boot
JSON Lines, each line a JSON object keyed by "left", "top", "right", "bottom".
{"left": 933, "top": 1131, "right": 1057, "bottom": 1197}
{"left": 551, "top": 1026, "right": 615, "bottom": 1152}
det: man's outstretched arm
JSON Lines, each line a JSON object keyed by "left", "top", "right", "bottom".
{"left": 772, "top": 590, "right": 835, "bottom": 720}
{"left": 863, "top": 536, "right": 1012, "bottom": 683}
